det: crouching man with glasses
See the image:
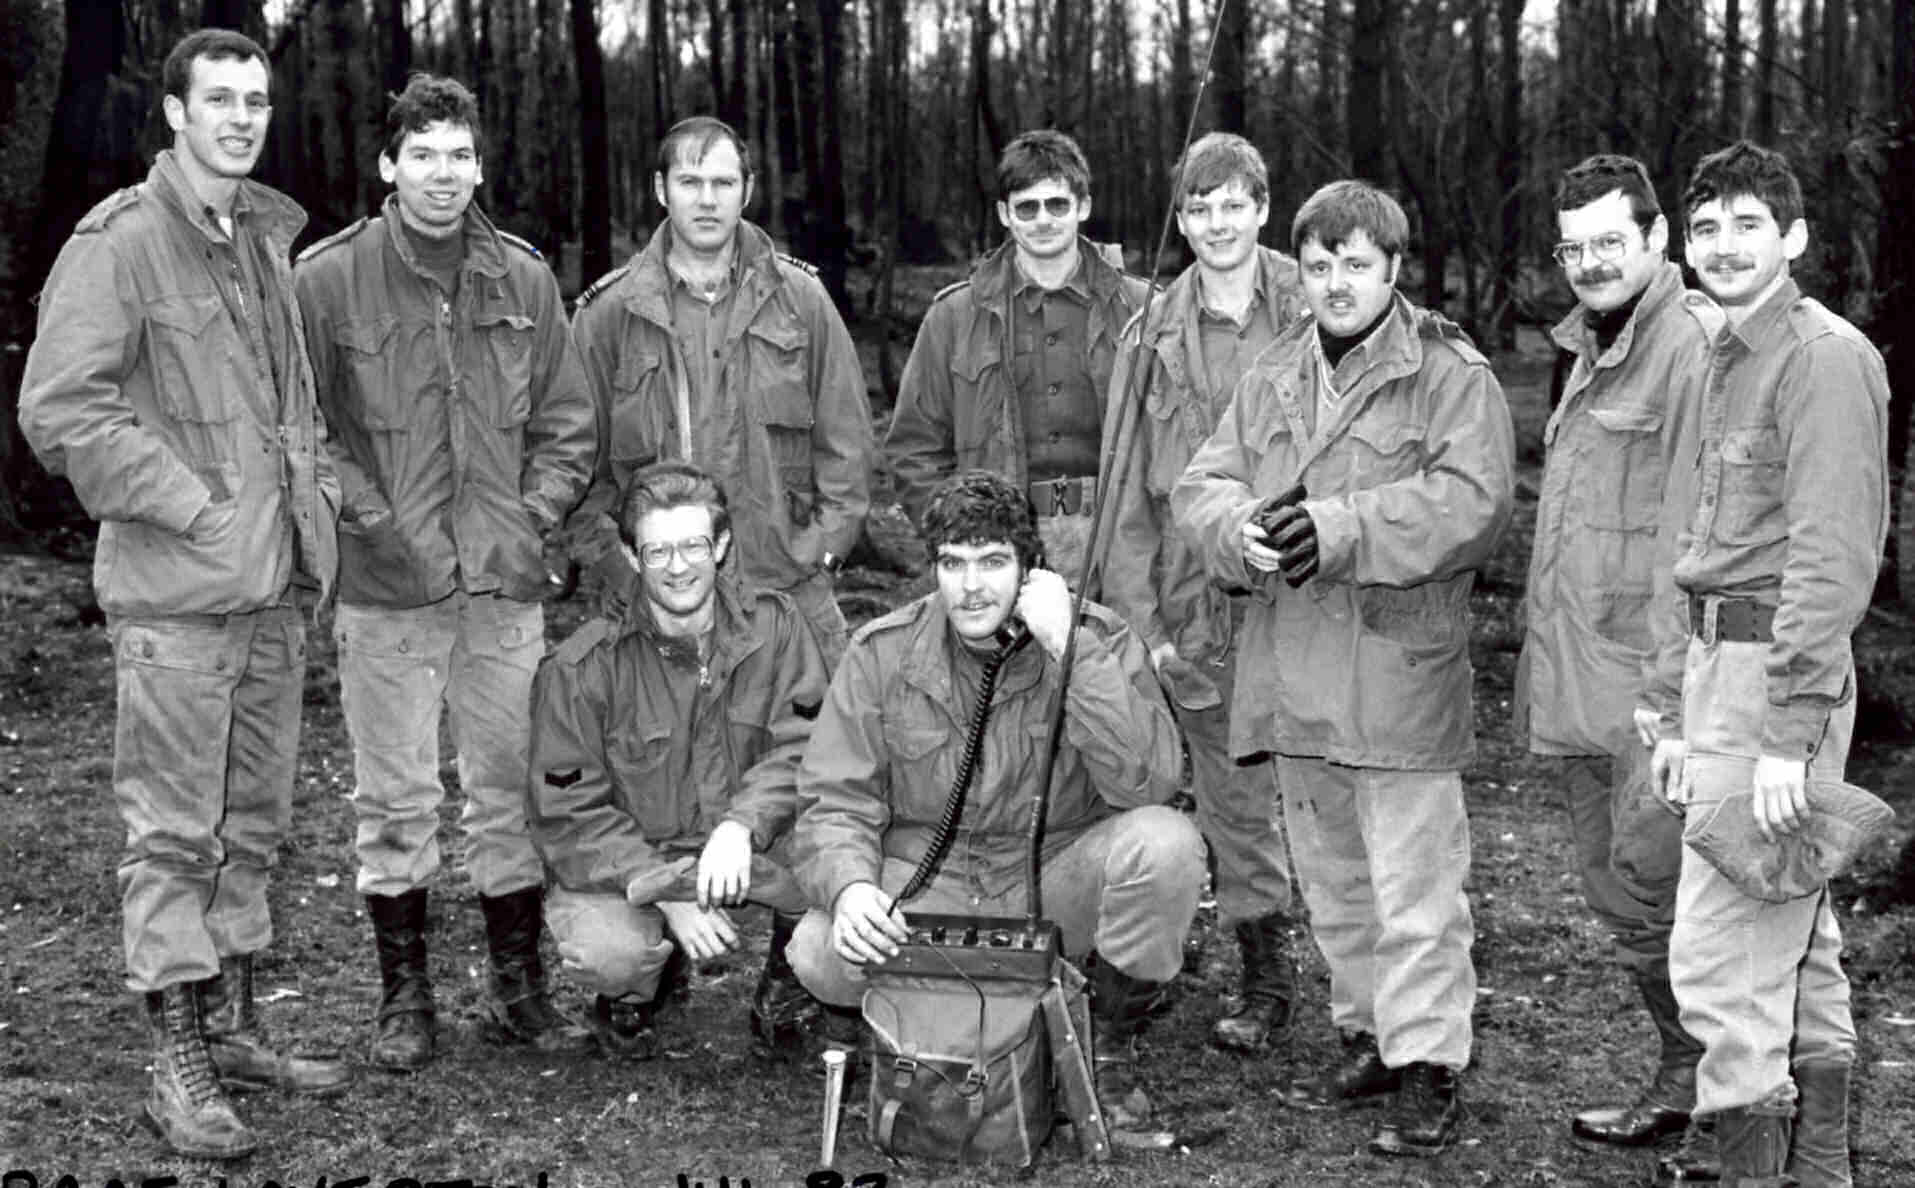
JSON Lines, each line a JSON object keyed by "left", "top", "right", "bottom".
{"left": 528, "top": 462, "right": 835, "bottom": 1058}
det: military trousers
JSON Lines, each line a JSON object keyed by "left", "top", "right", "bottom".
{"left": 1669, "top": 634, "right": 1856, "bottom": 1115}
{"left": 336, "top": 592, "right": 545, "bottom": 899}
{"left": 788, "top": 804, "right": 1206, "bottom": 1006}
{"left": 110, "top": 606, "right": 305, "bottom": 993}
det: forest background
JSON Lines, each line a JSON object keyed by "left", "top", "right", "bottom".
{"left": 0, "top": 0, "right": 1912, "bottom": 581}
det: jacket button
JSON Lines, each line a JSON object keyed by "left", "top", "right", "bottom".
{"left": 216, "top": 657, "right": 228, "bottom": 672}
{"left": 142, "top": 640, "right": 155, "bottom": 658}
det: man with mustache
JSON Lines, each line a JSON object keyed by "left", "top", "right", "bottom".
{"left": 295, "top": 73, "right": 597, "bottom": 1070}
{"left": 787, "top": 469, "right": 1202, "bottom": 1135}
{"left": 1519, "top": 154, "right": 1723, "bottom": 1176}
{"left": 1100, "top": 132, "right": 1305, "bottom": 1054}
{"left": 18, "top": 28, "right": 346, "bottom": 1157}
{"left": 567, "top": 116, "right": 872, "bottom": 664}
{"left": 1641, "top": 141, "right": 1888, "bottom": 1188}
{"left": 528, "top": 462, "right": 833, "bottom": 1058}
{"left": 1173, "top": 180, "right": 1515, "bottom": 1159}
{"left": 886, "top": 130, "right": 1151, "bottom": 580}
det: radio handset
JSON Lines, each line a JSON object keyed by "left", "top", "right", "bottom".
{"left": 994, "top": 615, "right": 1034, "bottom": 657}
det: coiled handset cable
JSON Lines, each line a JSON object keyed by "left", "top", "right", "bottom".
{"left": 894, "top": 621, "right": 1031, "bottom": 905}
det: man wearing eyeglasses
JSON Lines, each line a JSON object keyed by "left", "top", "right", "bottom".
{"left": 1518, "top": 155, "right": 1723, "bottom": 1174}
{"left": 568, "top": 116, "right": 873, "bottom": 664}
{"left": 885, "top": 130, "right": 1151, "bottom": 581}
{"left": 529, "top": 462, "right": 833, "bottom": 1058}
{"left": 295, "top": 74, "right": 597, "bottom": 1070}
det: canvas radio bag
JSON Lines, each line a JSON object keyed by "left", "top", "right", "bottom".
{"left": 860, "top": 970, "right": 1056, "bottom": 1167}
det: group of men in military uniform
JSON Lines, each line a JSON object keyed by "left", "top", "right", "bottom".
{"left": 18, "top": 26, "right": 1889, "bottom": 1188}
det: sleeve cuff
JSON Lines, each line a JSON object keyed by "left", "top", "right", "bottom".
{"left": 1303, "top": 496, "right": 1357, "bottom": 581}
{"left": 1761, "top": 702, "right": 1832, "bottom": 759}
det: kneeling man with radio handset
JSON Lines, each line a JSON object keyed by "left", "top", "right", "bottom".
{"left": 788, "top": 469, "right": 1204, "bottom": 1131}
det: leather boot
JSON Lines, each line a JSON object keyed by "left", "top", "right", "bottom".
{"left": 1715, "top": 1107, "right": 1791, "bottom": 1187}
{"left": 1369, "top": 1061, "right": 1463, "bottom": 1157}
{"left": 592, "top": 993, "right": 660, "bottom": 1060}
{"left": 1573, "top": 965, "right": 1701, "bottom": 1146}
{"left": 366, "top": 889, "right": 435, "bottom": 1071}
{"left": 1281, "top": 1029, "right": 1401, "bottom": 1110}
{"left": 750, "top": 911, "right": 823, "bottom": 1053}
{"left": 478, "top": 885, "right": 590, "bottom": 1052}
{"left": 1210, "top": 912, "right": 1297, "bottom": 1052}
{"left": 142, "top": 985, "right": 256, "bottom": 1159}
{"left": 1788, "top": 1060, "right": 1852, "bottom": 1187}
{"left": 199, "top": 955, "right": 351, "bottom": 1096}
{"left": 1653, "top": 1116, "right": 1722, "bottom": 1185}
{"left": 1086, "top": 951, "right": 1166, "bottom": 1131}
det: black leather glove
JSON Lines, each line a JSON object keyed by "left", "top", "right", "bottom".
{"left": 1265, "top": 503, "right": 1319, "bottom": 587}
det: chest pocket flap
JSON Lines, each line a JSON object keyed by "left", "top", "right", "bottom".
{"left": 147, "top": 293, "right": 233, "bottom": 423}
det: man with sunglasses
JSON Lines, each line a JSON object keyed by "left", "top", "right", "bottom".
{"left": 295, "top": 74, "right": 597, "bottom": 1070}
{"left": 885, "top": 130, "right": 1150, "bottom": 580}
{"left": 1519, "top": 155, "right": 1723, "bottom": 1175}
{"left": 530, "top": 461, "right": 833, "bottom": 1058}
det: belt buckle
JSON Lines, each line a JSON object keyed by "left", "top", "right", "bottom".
{"left": 1695, "top": 596, "right": 1720, "bottom": 646}
{"left": 1038, "top": 477, "right": 1076, "bottom": 517}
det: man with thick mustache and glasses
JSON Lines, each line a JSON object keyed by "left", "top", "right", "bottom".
{"left": 885, "top": 130, "right": 1150, "bottom": 579}
{"left": 528, "top": 462, "right": 833, "bottom": 1060}
{"left": 1100, "top": 132, "right": 1305, "bottom": 1055}
{"left": 1517, "top": 154, "right": 1724, "bottom": 1178}
{"left": 1639, "top": 141, "right": 1888, "bottom": 1188}
{"left": 1174, "top": 180, "right": 1514, "bottom": 1160}
{"left": 19, "top": 28, "right": 345, "bottom": 1159}
{"left": 295, "top": 73, "right": 597, "bottom": 1071}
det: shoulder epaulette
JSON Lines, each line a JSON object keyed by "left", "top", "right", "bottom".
{"left": 551, "top": 618, "right": 613, "bottom": 665}
{"left": 294, "top": 217, "right": 370, "bottom": 264}
{"left": 74, "top": 187, "right": 143, "bottom": 235}
{"left": 574, "top": 265, "right": 629, "bottom": 313}
{"left": 497, "top": 229, "right": 543, "bottom": 260}
{"left": 850, "top": 599, "right": 924, "bottom": 647}
{"left": 1786, "top": 296, "right": 1866, "bottom": 347}
{"left": 1680, "top": 290, "right": 1725, "bottom": 335}
{"left": 777, "top": 251, "right": 819, "bottom": 278}
{"left": 930, "top": 278, "right": 973, "bottom": 305}
{"left": 1418, "top": 311, "right": 1489, "bottom": 367}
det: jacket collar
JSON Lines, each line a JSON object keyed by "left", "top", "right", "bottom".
{"left": 378, "top": 194, "right": 510, "bottom": 281}
{"left": 1549, "top": 260, "right": 1686, "bottom": 363}
{"left": 616, "top": 569, "right": 766, "bottom": 679}
{"left": 1724, "top": 275, "right": 1800, "bottom": 350}
{"left": 969, "top": 236, "right": 1129, "bottom": 310}
{"left": 895, "top": 593, "right": 1048, "bottom": 715}
{"left": 149, "top": 149, "right": 307, "bottom": 250}
{"left": 1316, "top": 291, "right": 1423, "bottom": 391}
{"left": 621, "top": 218, "right": 783, "bottom": 327}
{"left": 1149, "top": 247, "right": 1296, "bottom": 347}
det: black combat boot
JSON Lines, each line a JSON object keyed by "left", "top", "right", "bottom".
{"left": 1369, "top": 1061, "right": 1463, "bottom": 1157}
{"left": 1086, "top": 951, "right": 1168, "bottom": 1131}
{"left": 1714, "top": 1106, "right": 1792, "bottom": 1188}
{"left": 142, "top": 984, "right": 257, "bottom": 1159}
{"left": 1281, "top": 1028, "right": 1402, "bottom": 1110}
{"left": 1788, "top": 1060, "right": 1852, "bottom": 1187}
{"left": 750, "top": 911, "right": 824, "bottom": 1053}
{"left": 199, "top": 954, "right": 351, "bottom": 1095}
{"left": 478, "top": 885, "right": 590, "bottom": 1052}
{"left": 1573, "top": 966, "right": 1701, "bottom": 1146}
{"left": 366, "top": 889, "right": 434, "bottom": 1071}
{"left": 592, "top": 992, "right": 660, "bottom": 1059}
{"left": 1210, "top": 911, "right": 1297, "bottom": 1051}
{"left": 1653, "top": 1115, "right": 1722, "bottom": 1185}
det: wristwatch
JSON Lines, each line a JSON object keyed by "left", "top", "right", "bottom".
{"left": 820, "top": 550, "right": 846, "bottom": 577}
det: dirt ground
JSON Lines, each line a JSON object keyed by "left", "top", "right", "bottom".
{"left": 5, "top": 322, "right": 1915, "bottom": 1188}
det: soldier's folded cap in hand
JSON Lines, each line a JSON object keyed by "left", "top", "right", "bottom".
{"left": 1683, "top": 778, "right": 1895, "bottom": 903}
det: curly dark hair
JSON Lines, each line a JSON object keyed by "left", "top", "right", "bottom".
{"left": 383, "top": 73, "right": 483, "bottom": 162}
{"left": 1682, "top": 140, "right": 1803, "bottom": 230}
{"left": 919, "top": 471, "right": 1043, "bottom": 571}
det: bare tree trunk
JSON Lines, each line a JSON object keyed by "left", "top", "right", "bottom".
{"left": 1316, "top": 0, "right": 1341, "bottom": 167}
{"left": 1754, "top": 0, "right": 1778, "bottom": 140}
{"left": 727, "top": 0, "right": 749, "bottom": 126}
{"left": 574, "top": 0, "right": 611, "bottom": 287}
{"left": 812, "top": 0, "right": 852, "bottom": 310}
{"left": 383, "top": 0, "right": 412, "bottom": 98}
{"left": 1722, "top": 0, "right": 1744, "bottom": 136}
{"left": 1491, "top": 0, "right": 1521, "bottom": 348}
{"left": 1879, "top": 0, "right": 1915, "bottom": 603}
{"left": 707, "top": 0, "right": 725, "bottom": 113}
{"left": 1347, "top": 0, "right": 1389, "bottom": 182}
{"left": 1214, "top": 0, "right": 1249, "bottom": 133}
{"left": 650, "top": 0, "right": 672, "bottom": 143}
